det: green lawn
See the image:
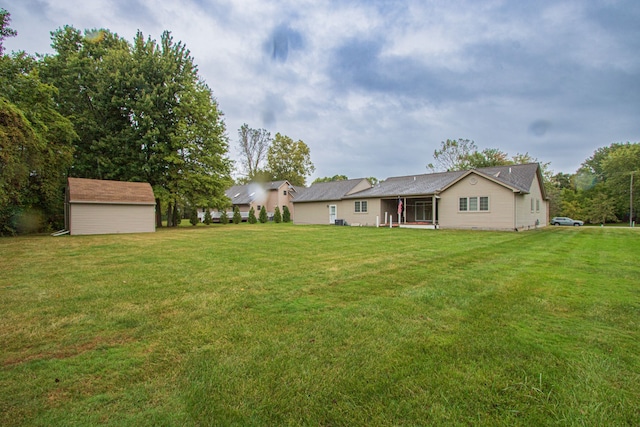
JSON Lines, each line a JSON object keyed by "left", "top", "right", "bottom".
{"left": 1, "top": 225, "right": 639, "bottom": 426}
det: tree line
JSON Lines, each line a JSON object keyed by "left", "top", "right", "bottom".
{"left": 0, "top": 9, "right": 315, "bottom": 234}
{"left": 426, "top": 138, "right": 640, "bottom": 225}
{"left": 235, "top": 123, "right": 314, "bottom": 186}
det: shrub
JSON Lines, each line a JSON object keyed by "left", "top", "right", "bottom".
{"left": 274, "top": 206, "right": 282, "bottom": 223}
{"left": 283, "top": 205, "right": 291, "bottom": 223}
{"left": 189, "top": 208, "right": 199, "bottom": 226}
{"left": 233, "top": 206, "right": 242, "bottom": 224}
{"left": 248, "top": 207, "right": 257, "bottom": 224}
{"left": 259, "top": 206, "right": 268, "bottom": 223}
{"left": 203, "top": 209, "right": 212, "bottom": 225}
{"left": 219, "top": 210, "right": 228, "bottom": 224}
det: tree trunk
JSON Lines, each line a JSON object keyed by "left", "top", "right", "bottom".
{"left": 167, "top": 201, "right": 173, "bottom": 227}
{"left": 172, "top": 201, "right": 180, "bottom": 227}
{"left": 155, "top": 198, "right": 163, "bottom": 228}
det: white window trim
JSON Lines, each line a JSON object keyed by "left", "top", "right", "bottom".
{"left": 459, "top": 196, "right": 490, "bottom": 212}
{"left": 354, "top": 200, "right": 368, "bottom": 213}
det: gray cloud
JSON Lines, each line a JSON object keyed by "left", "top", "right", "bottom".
{"left": 529, "top": 120, "right": 552, "bottom": 137}
{"left": 3, "top": 0, "right": 639, "bottom": 180}
{"left": 263, "top": 23, "right": 304, "bottom": 63}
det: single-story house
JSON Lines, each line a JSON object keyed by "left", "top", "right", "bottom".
{"left": 293, "top": 163, "right": 548, "bottom": 231}
{"left": 200, "top": 180, "right": 297, "bottom": 221}
{"left": 66, "top": 178, "right": 156, "bottom": 235}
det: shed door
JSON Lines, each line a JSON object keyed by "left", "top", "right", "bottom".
{"left": 329, "top": 205, "right": 337, "bottom": 224}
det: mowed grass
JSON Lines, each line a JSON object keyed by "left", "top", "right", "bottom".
{"left": 1, "top": 225, "right": 639, "bottom": 426}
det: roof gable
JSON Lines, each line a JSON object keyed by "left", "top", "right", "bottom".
{"left": 67, "top": 178, "right": 155, "bottom": 204}
{"left": 347, "top": 170, "right": 466, "bottom": 198}
{"left": 439, "top": 163, "right": 542, "bottom": 194}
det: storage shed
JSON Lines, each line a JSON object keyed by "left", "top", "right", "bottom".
{"left": 66, "top": 178, "right": 156, "bottom": 235}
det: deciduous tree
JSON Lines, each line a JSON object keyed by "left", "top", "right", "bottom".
{"left": 313, "top": 175, "right": 348, "bottom": 184}
{"left": 0, "top": 35, "right": 76, "bottom": 234}
{"left": 0, "top": 8, "right": 17, "bottom": 55}
{"left": 40, "top": 27, "right": 232, "bottom": 227}
{"left": 237, "top": 124, "right": 271, "bottom": 181}
{"left": 427, "top": 138, "right": 478, "bottom": 171}
{"left": 266, "top": 133, "right": 314, "bottom": 186}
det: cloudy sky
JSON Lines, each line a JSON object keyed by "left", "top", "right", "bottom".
{"left": 4, "top": 0, "right": 639, "bottom": 181}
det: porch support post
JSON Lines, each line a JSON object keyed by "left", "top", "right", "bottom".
{"left": 404, "top": 197, "right": 407, "bottom": 224}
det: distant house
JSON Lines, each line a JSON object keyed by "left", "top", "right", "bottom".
{"left": 66, "top": 178, "right": 156, "bottom": 235}
{"left": 200, "top": 180, "right": 297, "bottom": 221}
{"left": 293, "top": 163, "right": 548, "bottom": 231}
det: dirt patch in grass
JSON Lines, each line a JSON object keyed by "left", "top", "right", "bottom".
{"left": 3, "top": 334, "right": 134, "bottom": 367}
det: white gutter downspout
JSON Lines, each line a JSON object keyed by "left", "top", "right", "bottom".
{"left": 432, "top": 194, "right": 437, "bottom": 227}
{"left": 514, "top": 193, "right": 517, "bottom": 231}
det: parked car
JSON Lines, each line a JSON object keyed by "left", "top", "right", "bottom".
{"left": 550, "top": 217, "right": 584, "bottom": 226}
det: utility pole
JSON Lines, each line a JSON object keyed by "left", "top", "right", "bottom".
{"left": 631, "top": 171, "right": 635, "bottom": 227}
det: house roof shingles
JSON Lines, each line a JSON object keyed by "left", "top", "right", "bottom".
{"left": 294, "top": 179, "right": 369, "bottom": 202}
{"left": 294, "top": 163, "right": 542, "bottom": 202}
{"left": 67, "top": 178, "right": 155, "bottom": 204}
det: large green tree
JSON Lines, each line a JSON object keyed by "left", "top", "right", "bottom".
{"left": 40, "top": 27, "right": 232, "bottom": 227}
{"left": 0, "top": 15, "right": 76, "bottom": 234}
{"left": 265, "top": 133, "right": 314, "bottom": 186}
{"left": 428, "top": 139, "right": 517, "bottom": 171}
{"left": 600, "top": 143, "right": 640, "bottom": 223}
{"left": 40, "top": 27, "right": 132, "bottom": 180}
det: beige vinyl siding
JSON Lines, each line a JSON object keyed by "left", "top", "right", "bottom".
{"left": 439, "top": 174, "right": 515, "bottom": 230}
{"left": 294, "top": 199, "right": 381, "bottom": 226}
{"left": 346, "top": 179, "right": 375, "bottom": 195}
{"left": 293, "top": 202, "right": 335, "bottom": 224}
{"left": 515, "top": 174, "right": 548, "bottom": 229}
{"left": 70, "top": 203, "right": 155, "bottom": 235}
{"left": 266, "top": 184, "right": 294, "bottom": 218}
{"left": 341, "top": 199, "right": 380, "bottom": 226}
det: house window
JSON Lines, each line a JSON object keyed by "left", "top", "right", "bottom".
{"left": 283, "top": 190, "right": 287, "bottom": 195}
{"left": 480, "top": 197, "right": 489, "bottom": 211}
{"left": 459, "top": 197, "right": 489, "bottom": 212}
{"left": 536, "top": 199, "right": 540, "bottom": 212}
{"left": 354, "top": 200, "right": 368, "bottom": 213}
{"left": 469, "top": 197, "right": 478, "bottom": 211}
{"left": 531, "top": 198, "right": 535, "bottom": 212}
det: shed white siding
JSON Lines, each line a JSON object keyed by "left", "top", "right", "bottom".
{"left": 69, "top": 203, "right": 155, "bottom": 235}
{"left": 66, "top": 178, "right": 156, "bottom": 235}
